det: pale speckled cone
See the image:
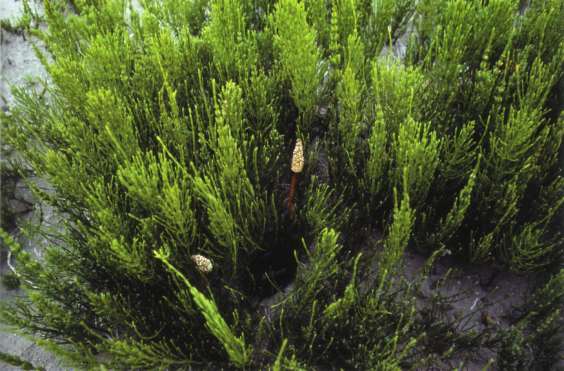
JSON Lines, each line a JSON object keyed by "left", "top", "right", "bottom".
{"left": 191, "top": 254, "right": 213, "bottom": 273}
{"left": 291, "top": 139, "right": 304, "bottom": 173}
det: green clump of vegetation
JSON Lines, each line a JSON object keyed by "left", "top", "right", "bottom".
{"left": 0, "top": 0, "right": 43, "bottom": 35}
{"left": 1, "top": 271, "right": 21, "bottom": 290}
{"left": 0, "top": 0, "right": 562, "bottom": 368}
{"left": 0, "top": 165, "right": 17, "bottom": 232}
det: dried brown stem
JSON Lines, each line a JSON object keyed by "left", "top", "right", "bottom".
{"left": 287, "top": 172, "right": 299, "bottom": 218}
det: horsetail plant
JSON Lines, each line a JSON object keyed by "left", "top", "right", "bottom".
{"left": 0, "top": 0, "right": 562, "bottom": 368}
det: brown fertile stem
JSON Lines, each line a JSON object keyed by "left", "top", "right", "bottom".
{"left": 287, "top": 172, "right": 299, "bottom": 217}
{"left": 201, "top": 272, "right": 210, "bottom": 288}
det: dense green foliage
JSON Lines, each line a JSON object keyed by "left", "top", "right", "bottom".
{"left": 1, "top": 0, "right": 562, "bottom": 368}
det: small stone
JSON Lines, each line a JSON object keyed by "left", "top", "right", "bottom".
{"left": 7, "top": 199, "right": 32, "bottom": 214}
{"left": 317, "top": 106, "right": 328, "bottom": 117}
{"left": 14, "top": 180, "right": 35, "bottom": 204}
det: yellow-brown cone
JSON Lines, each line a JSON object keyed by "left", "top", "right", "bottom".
{"left": 291, "top": 139, "right": 304, "bottom": 173}
{"left": 191, "top": 254, "right": 213, "bottom": 273}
